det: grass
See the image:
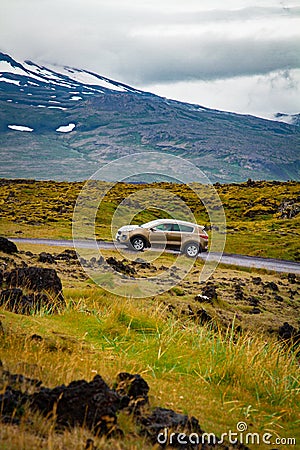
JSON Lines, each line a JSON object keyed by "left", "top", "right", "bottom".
{"left": 1, "top": 286, "right": 299, "bottom": 449}
{"left": 0, "top": 179, "right": 299, "bottom": 260}
{"left": 0, "top": 178, "right": 300, "bottom": 448}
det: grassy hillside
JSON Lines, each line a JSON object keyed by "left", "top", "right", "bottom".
{"left": 0, "top": 178, "right": 299, "bottom": 260}
{"left": 0, "top": 243, "right": 299, "bottom": 449}
{"left": 0, "top": 179, "right": 299, "bottom": 448}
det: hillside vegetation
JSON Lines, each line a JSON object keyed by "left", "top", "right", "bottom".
{"left": 0, "top": 178, "right": 299, "bottom": 260}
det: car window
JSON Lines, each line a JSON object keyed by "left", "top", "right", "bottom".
{"left": 154, "top": 223, "right": 173, "bottom": 231}
{"left": 171, "top": 224, "right": 180, "bottom": 232}
{"left": 179, "top": 224, "right": 194, "bottom": 232}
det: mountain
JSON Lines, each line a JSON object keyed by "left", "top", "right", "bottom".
{"left": 0, "top": 52, "right": 299, "bottom": 182}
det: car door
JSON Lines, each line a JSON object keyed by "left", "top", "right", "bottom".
{"left": 149, "top": 223, "right": 172, "bottom": 246}
{"left": 166, "top": 223, "right": 182, "bottom": 247}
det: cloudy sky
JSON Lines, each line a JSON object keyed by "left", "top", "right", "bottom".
{"left": 1, "top": 0, "right": 300, "bottom": 118}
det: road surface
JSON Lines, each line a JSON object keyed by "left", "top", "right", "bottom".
{"left": 11, "top": 237, "right": 300, "bottom": 274}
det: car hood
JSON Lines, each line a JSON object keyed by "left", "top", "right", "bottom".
{"left": 118, "top": 225, "right": 141, "bottom": 232}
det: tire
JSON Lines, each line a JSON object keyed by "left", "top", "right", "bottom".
{"left": 130, "top": 236, "right": 146, "bottom": 251}
{"left": 184, "top": 242, "right": 200, "bottom": 258}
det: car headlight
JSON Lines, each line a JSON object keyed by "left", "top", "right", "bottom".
{"left": 121, "top": 234, "right": 128, "bottom": 240}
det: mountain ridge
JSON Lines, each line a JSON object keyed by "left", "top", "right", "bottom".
{"left": 0, "top": 52, "right": 299, "bottom": 182}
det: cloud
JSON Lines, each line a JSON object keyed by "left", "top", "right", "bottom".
{"left": 141, "top": 69, "right": 300, "bottom": 118}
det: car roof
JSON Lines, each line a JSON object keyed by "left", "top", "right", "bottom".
{"left": 144, "top": 219, "right": 203, "bottom": 228}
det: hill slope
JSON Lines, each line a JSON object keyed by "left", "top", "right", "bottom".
{"left": 0, "top": 52, "right": 299, "bottom": 182}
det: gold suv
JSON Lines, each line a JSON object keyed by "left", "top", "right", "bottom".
{"left": 115, "top": 219, "right": 208, "bottom": 257}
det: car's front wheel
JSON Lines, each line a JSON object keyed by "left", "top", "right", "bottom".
{"left": 130, "top": 236, "right": 146, "bottom": 251}
{"left": 184, "top": 242, "right": 200, "bottom": 258}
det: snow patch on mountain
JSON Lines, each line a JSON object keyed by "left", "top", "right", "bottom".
{"left": 56, "top": 123, "right": 76, "bottom": 133}
{"left": 271, "top": 112, "right": 300, "bottom": 126}
{"left": 46, "top": 64, "right": 126, "bottom": 92}
{"left": 8, "top": 125, "right": 33, "bottom": 132}
{"left": 0, "top": 77, "right": 20, "bottom": 86}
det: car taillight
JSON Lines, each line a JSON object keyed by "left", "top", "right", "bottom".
{"left": 199, "top": 234, "right": 208, "bottom": 240}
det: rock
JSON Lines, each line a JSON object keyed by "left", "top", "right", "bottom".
{"left": 278, "top": 322, "right": 300, "bottom": 346}
{"left": 97, "top": 256, "right": 104, "bottom": 265}
{"left": 115, "top": 372, "right": 149, "bottom": 412}
{"left": 31, "top": 375, "right": 124, "bottom": 436}
{"left": 106, "top": 257, "right": 136, "bottom": 276}
{"left": 201, "top": 283, "right": 218, "bottom": 301}
{"left": 194, "top": 294, "right": 211, "bottom": 303}
{"left": 0, "top": 288, "right": 30, "bottom": 314}
{"left": 289, "top": 288, "right": 298, "bottom": 299}
{"left": 6, "top": 267, "right": 63, "bottom": 300}
{"left": 287, "top": 273, "right": 297, "bottom": 284}
{"left": 265, "top": 281, "right": 279, "bottom": 291}
{"left": 29, "top": 334, "right": 43, "bottom": 342}
{"left": 249, "top": 307, "right": 261, "bottom": 314}
{"left": 252, "top": 276, "right": 262, "bottom": 285}
{"left": 38, "top": 252, "right": 56, "bottom": 264}
{"left": 2, "top": 267, "right": 65, "bottom": 313}
{"left": 0, "top": 288, "right": 60, "bottom": 315}
{"left": 0, "top": 237, "right": 18, "bottom": 254}
{"left": 85, "top": 439, "right": 98, "bottom": 450}
{"left": 234, "top": 284, "right": 244, "bottom": 301}
{"left": 248, "top": 296, "right": 259, "bottom": 306}
{"left": 137, "top": 407, "right": 203, "bottom": 444}
{"left": 132, "top": 258, "right": 151, "bottom": 269}
{"left": 195, "top": 308, "right": 213, "bottom": 325}
{"left": 55, "top": 249, "right": 78, "bottom": 261}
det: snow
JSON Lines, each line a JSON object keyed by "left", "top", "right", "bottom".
{"left": 46, "top": 64, "right": 126, "bottom": 92}
{"left": 0, "top": 60, "right": 51, "bottom": 84}
{"left": 0, "top": 61, "right": 27, "bottom": 76}
{"left": 48, "top": 106, "right": 67, "bottom": 110}
{"left": 272, "top": 114, "right": 295, "bottom": 125}
{"left": 56, "top": 123, "right": 76, "bottom": 133}
{"left": 0, "top": 77, "right": 20, "bottom": 86}
{"left": 1, "top": 55, "right": 139, "bottom": 107}
{"left": 8, "top": 124, "right": 33, "bottom": 132}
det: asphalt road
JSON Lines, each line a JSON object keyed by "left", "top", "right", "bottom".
{"left": 11, "top": 237, "right": 300, "bottom": 274}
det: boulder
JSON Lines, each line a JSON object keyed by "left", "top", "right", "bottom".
{"left": 6, "top": 266, "right": 63, "bottom": 299}
{"left": 0, "top": 288, "right": 60, "bottom": 315}
{"left": 31, "top": 375, "right": 125, "bottom": 436}
{"left": 38, "top": 252, "right": 56, "bottom": 264}
{"left": 115, "top": 372, "right": 149, "bottom": 412}
{"left": 0, "top": 237, "right": 18, "bottom": 254}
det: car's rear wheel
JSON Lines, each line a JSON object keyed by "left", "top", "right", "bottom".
{"left": 130, "top": 236, "right": 146, "bottom": 251}
{"left": 184, "top": 242, "right": 200, "bottom": 258}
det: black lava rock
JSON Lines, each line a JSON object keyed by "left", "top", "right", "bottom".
{"left": 0, "top": 237, "right": 18, "bottom": 254}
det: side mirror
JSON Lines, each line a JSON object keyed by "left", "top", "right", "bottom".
{"left": 149, "top": 227, "right": 156, "bottom": 232}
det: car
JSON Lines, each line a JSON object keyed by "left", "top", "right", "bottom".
{"left": 115, "top": 219, "right": 208, "bottom": 257}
